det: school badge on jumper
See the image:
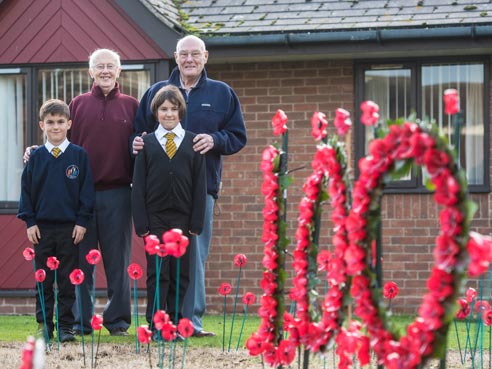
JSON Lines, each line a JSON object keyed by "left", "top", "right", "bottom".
{"left": 65, "top": 165, "right": 79, "bottom": 179}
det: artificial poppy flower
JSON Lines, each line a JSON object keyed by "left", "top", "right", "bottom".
{"left": 22, "top": 247, "right": 35, "bottom": 261}
{"left": 443, "top": 88, "right": 459, "bottom": 115}
{"left": 91, "top": 314, "right": 103, "bottom": 330}
{"left": 85, "top": 249, "right": 102, "bottom": 265}
{"left": 360, "top": 100, "right": 380, "bottom": 126}
{"left": 69, "top": 268, "right": 84, "bottom": 285}
{"left": 46, "top": 256, "right": 60, "bottom": 271}
{"left": 160, "top": 322, "right": 177, "bottom": 341}
{"left": 483, "top": 309, "right": 492, "bottom": 326}
{"left": 19, "top": 336, "right": 35, "bottom": 369}
{"left": 276, "top": 339, "right": 296, "bottom": 366}
{"left": 218, "top": 282, "right": 232, "bottom": 296}
{"left": 466, "top": 287, "right": 477, "bottom": 303}
{"left": 233, "top": 253, "right": 248, "bottom": 267}
{"left": 466, "top": 232, "right": 492, "bottom": 277}
{"left": 383, "top": 281, "right": 399, "bottom": 300}
{"left": 334, "top": 108, "right": 352, "bottom": 136}
{"left": 245, "top": 332, "right": 265, "bottom": 356}
{"left": 311, "top": 112, "right": 328, "bottom": 141}
{"left": 153, "top": 310, "right": 170, "bottom": 331}
{"left": 144, "top": 234, "right": 160, "bottom": 256}
{"left": 242, "top": 292, "right": 256, "bottom": 305}
{"left": 35, "top": 269, "right": 46, "bottom": 283}
{"left": 127, "top": 263, "right": 143, "bottom": 280}
{"left": 271, "top": 109, "right": 288, "bottom": 136}
{"left": 137, "top": 325, "right": 152, "bottom": 344}
{"left": 163, "top": 228, "right": 189, "bottom": 258}
{"left": 317, "top": 250, "right": 331, "bottom": 271}
{"left": 177, "top": 318, "right": 194, "bottom": 338}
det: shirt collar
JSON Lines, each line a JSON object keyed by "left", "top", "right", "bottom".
{"left": 156, "top": 123, "right": 185, "bottom": 139}
{"left": 45, "top": 138, "right": 70, "bottom": 153}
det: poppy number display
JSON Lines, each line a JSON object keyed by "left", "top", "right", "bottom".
{"left": 248, "top": 101, "right": 492, "bottom": 369}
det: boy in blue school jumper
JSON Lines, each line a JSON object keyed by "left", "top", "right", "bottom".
{"left": 18, "top": 99, "right": 95, "bottom": 343}
{"left": 132, "top": 85, "right": 206, "bottom": 333}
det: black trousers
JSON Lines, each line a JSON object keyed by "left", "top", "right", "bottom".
{"left": 34, "top": 223, "right": 78, "bottom": 332}
{"left": 145, "top": 214, "right": 192, "bottom": 326}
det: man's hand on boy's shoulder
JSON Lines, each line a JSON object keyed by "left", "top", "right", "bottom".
{"left": 27, "top": 225, "right": 40, "bottom": 244}
{"left": 23, "top": 145, "right": 39, "bottom": 163}
{"left": 72, "top": 225, "right": 87, "bottom": 245}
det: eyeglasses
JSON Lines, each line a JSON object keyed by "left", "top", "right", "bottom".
{"left": 93, "top": 64, "right": 118, "bottom": 71}
{"left": 178, "top": 51, "right": 203, "bottom": 60}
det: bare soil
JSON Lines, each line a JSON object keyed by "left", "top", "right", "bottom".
{"left": 0, "top": 340, "right": 482, "bottom": 369}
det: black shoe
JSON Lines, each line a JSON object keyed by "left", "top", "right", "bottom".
{"left": 110, "top": 327, "right": 129, "bottom": 336}
{"left": 174, "top": 333, "right": 184, "bottom": 342}
{"left": 37, "top": 323, "right": 53, "bottom": 340}
{"left": 59, "top": 329, "right": 76, "bottom": 343}
{"left": 73, "top": 328, "right": 92, "bottom": 336}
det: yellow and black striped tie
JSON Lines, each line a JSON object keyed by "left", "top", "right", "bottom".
{"left": 52, "top": 147, "right": 61, "bottom": 158}
{"left": 165, "top": 132, "right": 177, "bottom": 159}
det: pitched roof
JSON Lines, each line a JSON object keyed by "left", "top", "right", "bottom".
{"left": 143, "top": 0, "right": 492, "bottom": 36}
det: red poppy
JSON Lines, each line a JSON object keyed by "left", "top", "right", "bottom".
{"left": 163, "top": 228, "right": 189, "bottom": 258}
{"left": 333, "top": 108, "right": 352, "bottom": 136}
{"left": 160, "top": 322, "right": 177, "bottom": 341}
{"left": 22, "top": 247, "right": 35, "bottom": 261}
{"left": 246, "top": 332, "right": 265, "bottom": 356}
{"left": 233, "top": 253, "right": 248, "bottom": 267}
{"left": 242, "top": 292, "right": 256, "bottom": 305}
{"left": 271, "top": 109, "right": 288, "bottom": 136}
{"left": 69, "top": 269, "right": 84, "bottom": 285}
{"left": 317, "top": 250, "right": 331, "bottom": 271}
{"left": 276, "top": 339, "right": 296, "bottom": 365}
{"left": 443, "top": 88, "right": 460, "bottom": 115}
{"left": 144, "top": 234, "right": 161, "bottom": 256}
{"left": 137, "top": 325, "right": 152, "bottom": 344}
{"left": 85, "top": 249, "right": 102, "bottom": 265}
{"left": 127, "top": 263, "right": 143, "bottom": 280}
{"left": 91, "top": 314, "right": 103, "bottom": 330}
{"left": 19, "top": 336, "right": 35, "bottom": 369}
{"left": 35, "top": 269, "right": 46, "bottom": 283}
{"left": 383, "top": 281, "right": 399, "bottom": 300}
{"left": 483, "top": 309, "right": 492, "bottom": 326}
{"left": 466, "top": 232, "right": 492, "bottom": 277}
{"left": 311, "top": 112, "right": 328, "bottom": 141}
{"left": 153, "top": 310, "right": 170, "bottom": 331}
{"left": 218, "top": 282, "right": 232, "bottom": 296}
{"left": 46, "top": 256, "right": 60, "bottom": 271}
{"left": 466, "top": 287, "right": 477, "bottom": 303}
{"left": 177, "top": 318, "right": 194, "bottom": 338}
{"left": 456, "top": 299, "right": 471, "bottom": 320}
{"left": 360, "top": 100, "right": 380, "bottom": 126}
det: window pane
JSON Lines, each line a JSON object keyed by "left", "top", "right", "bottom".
{"left": 364, "top": 68, "right": 412, "bottom": 148}
{"left": 37, "top": 67, "right": 151, "bottom": 143}
{"left": 422, "top": 63, "right": 484, "bottom": 185}
{"left": 0, "top": 73, "right": 26, "bottom": 201}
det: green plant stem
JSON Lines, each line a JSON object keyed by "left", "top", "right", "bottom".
{"left": 93, "top": 329, "right": 101, "bottom": 369}
{"left": 228, "top": 268, "right": 241, "bottom": 351}
{"left": 77, "top": 285, "right": 86, "bottom": 367}
{"left": 133, "top": 279, "right": 139, "bottom": 354}
{"left": 54, "top": 269, "right": 60, "bottom": 350}
{"left": 180, "top": 340, "right": 188, "bottom": 369}
{"left": 222, "top": 296, "right": 227, "bottom": 352}
{"left": 235, "top": 305, "right": 248, "bottom": 351}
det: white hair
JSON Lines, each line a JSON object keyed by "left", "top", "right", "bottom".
{"left": 176, "top": 35, "right": 206, "bottom": 52}
{"left": 89, "top": 48, "right": 121, "bottom": 68}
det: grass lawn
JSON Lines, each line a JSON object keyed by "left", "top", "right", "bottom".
{"left": 1, "top": 314, "right": 491, "bottom": 352}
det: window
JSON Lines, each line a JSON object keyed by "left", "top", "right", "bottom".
{"left": 0, "top": 64, "right": 151, "bottom": 209}
{"left": 0, "top": 71, "right": 26, "bottom": 204}
{"left": 356, "top": 59, "right": 489, "bottom": 192}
